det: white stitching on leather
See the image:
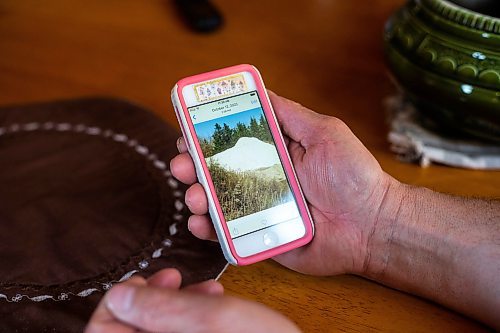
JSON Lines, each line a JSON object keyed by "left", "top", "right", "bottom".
{"left": 0, "top": 122, "right": 183, "bottom": 302}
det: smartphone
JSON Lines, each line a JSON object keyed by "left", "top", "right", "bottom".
{"left": 171, "top": 64, "right": 314, "bottom": 265}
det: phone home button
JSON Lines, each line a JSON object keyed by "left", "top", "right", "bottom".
{"left": 263, "top": 231, "right": 278, "bottom": 247}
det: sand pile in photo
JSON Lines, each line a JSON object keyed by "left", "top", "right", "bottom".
{"left": 206, "top": 137, "right": 280, "bottom": 172}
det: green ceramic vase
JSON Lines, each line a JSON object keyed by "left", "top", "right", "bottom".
{"left": 384, "top": 0, "right": 500, "bottom": 142}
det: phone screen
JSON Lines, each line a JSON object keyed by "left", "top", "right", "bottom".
{"left": 188, "top": 91, "right": 302, "bottom": 240}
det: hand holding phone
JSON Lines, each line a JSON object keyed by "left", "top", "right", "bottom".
{"left": 171, "top": 64, "right": 314, "bottom": 265}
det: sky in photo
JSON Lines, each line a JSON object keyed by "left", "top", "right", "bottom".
{"left": 194, "top": 107, "right": 265, "bottom": 139}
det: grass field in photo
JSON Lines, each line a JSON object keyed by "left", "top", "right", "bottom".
{"left": 207, "top": 161, "right": 292, "bottom": 221}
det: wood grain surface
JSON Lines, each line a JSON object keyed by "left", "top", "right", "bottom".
{"left": 0, "top": 1, "right": 498, "bottom": 332}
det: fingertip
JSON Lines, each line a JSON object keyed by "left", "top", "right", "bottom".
{"left": 170, "top": 153, "right": 197, "bottom": 185}
{"left": 169, "top": 154, "right": 182, "bottom": 178}
{"left": 184, "top": 280, "right": 224, "bottom": 295}
{"left": 205, "top": 280, "right": 224, "bottom": 295}
{"left": 86, "top": 279, "right": 145, "bottom": 333}
{"left": 147, "top": 268, "right": 182, "bottom": 289}
{"left": 267, "top": 89, "right": 277, "bottom": 97}
{"left": 105, "top": 284, "right": 137, "bottom": 315}
{"left": 188, "top": 215, "right": 218, "bottom": 241}
{"left": 185, "top": 183, "right": 208, "bottom": 215}
{"left": 268, "top": 90, "right": 284, "bottom": 110}
{"left": 176, "top": 137, "right": 188, "bottom": 153}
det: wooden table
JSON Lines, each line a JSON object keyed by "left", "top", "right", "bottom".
{"left": 1, "top": 1, "right": 498, "bottom": 331}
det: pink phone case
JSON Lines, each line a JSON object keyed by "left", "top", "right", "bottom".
{"left": 174, "top": 64, "right": 314, "bottom": 265}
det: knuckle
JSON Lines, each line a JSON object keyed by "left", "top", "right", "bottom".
{"left": 327, "top": 116, "right": 347, "bottom": 130}
{"left": 279, "top": 95, "right": 304, "bottom": 110}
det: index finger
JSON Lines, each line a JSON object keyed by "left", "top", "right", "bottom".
{"left": 170, "top": 153, "right": 197, "bottom": 185}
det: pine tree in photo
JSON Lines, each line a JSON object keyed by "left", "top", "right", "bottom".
{"left": 220, "top": 123, "right": 233, "bottom": 151}
{"left": 199, "top": 138, "right": 215, "bottom": 158}
{"left": 249, "top": 117, "right": 260, "bottom": 137}
{"left": 233, "top": 122, "right": 250, "bottom": 145}
{"left": 258, "top": 114, "right": 273, "bottom": 143}
{"left": 212, "top": 123, "right": 224, "bottom": 153}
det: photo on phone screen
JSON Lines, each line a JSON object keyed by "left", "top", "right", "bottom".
{"left": 188, "top": 90, "right": 301, "bottom": 240}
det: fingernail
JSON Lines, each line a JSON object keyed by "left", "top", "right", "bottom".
{"left": 106, "top": 284, "right": 135, "bottom": 314}
{"left": 176, "top": 137, "right": 182, "bottom": 152}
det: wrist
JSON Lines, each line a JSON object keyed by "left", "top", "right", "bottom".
{"left": 350, "top": 173, "right": 500, "bottom": 328}
{"left": 357, "top": 175, "right": 415, "bottom": 279}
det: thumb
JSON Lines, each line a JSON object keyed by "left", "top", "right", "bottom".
{"left": 268, "top": 90, "right": 329, "bottom": 147}
{"left": 84, "top": 276, "right": 147, "bottom": 333}
{"left": 104, "top": 283, "right": 224, "bottom": 333}
{"left": 104, "top": 283, "right": 301, "bottom": 333}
